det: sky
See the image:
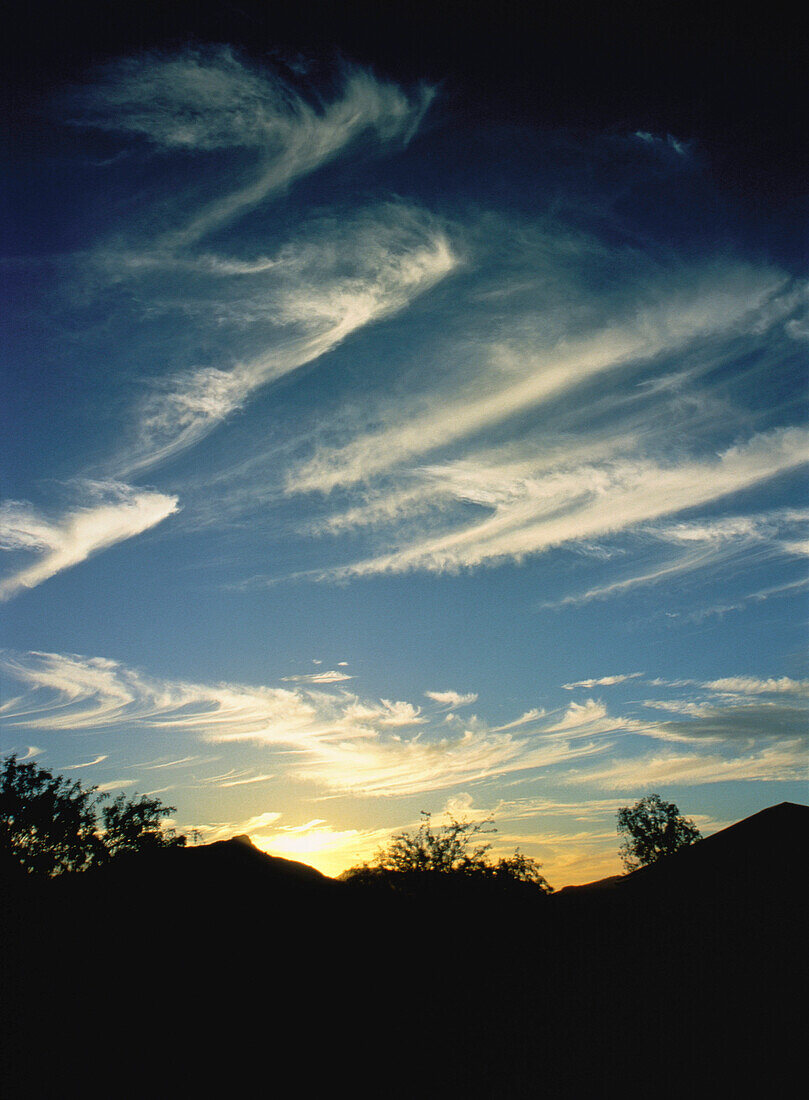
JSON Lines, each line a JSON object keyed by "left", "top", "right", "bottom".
{"left": 1, "top": 2, "right": 807, "bottom": 884}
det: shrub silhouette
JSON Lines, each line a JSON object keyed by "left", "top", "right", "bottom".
{"left": 100, "top": 791, "right": 186, "bottom": 858}
{"left": 617, "top": 792, "right": 701, "bottom": 871}
{"left": 0, "top": 754, "right": 185, "bottom": 876}
{"left": 342, "top": 810, "right": 552, "bottom": 894}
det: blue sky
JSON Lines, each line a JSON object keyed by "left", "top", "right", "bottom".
{"left": 2, "top": 6, "right": 807, "bottom": 883}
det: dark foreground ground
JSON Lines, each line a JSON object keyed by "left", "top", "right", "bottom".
{"left": 2, "top": 803, "right": 805, "bottom": 1096}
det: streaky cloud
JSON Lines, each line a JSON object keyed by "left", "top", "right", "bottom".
{"left": 3, "top": 650, "right": 804, "bottom": 801}
{"left": 545, "top": 507, "right": 809, "bottom": 608}
{"left": 286, "top": 260, "right": 785, "bottom": 494}
{"left": 566, "top": 741, "right": 807, "bottom": 789}
{"left": 64, "top": 754, "right": 109, "bottom": 769}
{"left": 282, "top": 670, "right": 353, "bottom": 684}
{"left": 67, "top": 47, "right": 434, "bottom": 249}
{"left": 328, "top": 426, "right": 809, "bottom": 576}
{"left": 0, "top": 482, "right": 179, "bottom": 601}
{"left": 425, "top": 690, "right": 479, "bottom": 707}
{"left": 563, "top": 673, "right": 643, "bottom": 689}
{"left": 490, "top": 709, "right": 546, "bottom": 732}
{"left": 704, "top": 676, "right": 809, "bottom": 696}
{"left": 686, "top": 575, "right": 809, "bottom": 621}
{"left": 0, "top": 650, "right": 618, "bottom": 798}
{"left": 217, "top": 772, "right": 275, "bottom": 788}
{"left": 115, "top": 205, "right": 457, "bottom": 476}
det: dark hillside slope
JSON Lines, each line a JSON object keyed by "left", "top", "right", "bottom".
{"left": 554, "top": 801, "right": 807, "bottom": 919}
{"left": 622, "top": 801, "right": 807, "bottom": 897}
{"left": 2, "top": 805, "right": 805, "bottom": 1097}
{"left": 72, "top": 832, "right": 338, "bottom": 909}
{"left": 531, "top": 801, "right": 808, "bottom": 1094}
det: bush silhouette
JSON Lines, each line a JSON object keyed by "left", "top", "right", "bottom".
{"left": 342, "top": 810, "right": 552, "bottom": 894}
{"left": 0, "top": 754, "right": 185, "bottom": 876}
{"left": 617, "top": 793, "right": 701, "bottom": 871}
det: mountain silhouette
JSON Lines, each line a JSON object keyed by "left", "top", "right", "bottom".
{"left": 557, "top": 801, "right": 807, "bottom": 903}
{"left": 625, "top": 800, "right": 806, "bottom": 884}
{"left": 80, "top": 831, "right": 337, "bottom": 902}
{"left": 2, "top": 802, "right": 804, "bottom": 1097}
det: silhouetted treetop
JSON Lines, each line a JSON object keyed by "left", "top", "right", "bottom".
{"left": 100, "top": 791, "right": 185, "bottom": 858}
{"left": 341, "top": 811, "right": 552, "bottom": 894}
{"left": 617, "top": 793, "right": 701, "bottom": 872}
{"left": 0, "top": 754, "right": 185, "bottom": 876}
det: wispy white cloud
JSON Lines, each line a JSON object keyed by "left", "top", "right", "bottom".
{"left": 115, "top": 204, "right": 457, "bottom": 475}
{"left": 703, "top": 676, "right": 809, "bottom": 696}
{"left": 241, "top": 811, "right": 283, "bottom": 830}
{"left": 375, "top": 700, "right": 425, "bottom": 726}
{"left": 64, "top": 754, "right": 108, "bottom": 769}
{"left": 565, "top": 741, "right": 807, "bottom": 789}
{"left": 554, "top": 530, "right": 809, "bottom": 610}
{"left": 632, "top": 674, "right": 809, "bottom": 745}
{"left": 223, "top": 238, "right": 805, "bottom": 603}
{"left": 544, "top": 550, "right": 735, "bottom": 608}
{"left": 339, "top": 699, "right": 424, "bottom": 726}
{"left": 282, "top": 670, "right": 353, "bottom": 684}
{"left": 0, "top": 650, "right": 613, "bottom": 798}
{"left": 425, "top": 690, "right": 479, "bottom": 707}
{"left": 649, "top": 509, "right": 809, "bottom": 562}
{"left": 286, "top": 260, "right": 783, "bottom": 494}
{"left": 11, "top": 746, "right": 44, "bottom": 761}
{"left": 137, "top": 755, "right": 205, "bottom": 770}
{"left": 162, "top": 221, "right": 807, "bottom": 622}
{"left": 563, "top": 673, "right": 643, "bottom": 689}
{"left": 299, "top": 723, "right": 608, "bottom": 797}
{"left": 643, "top": 699, "right": 718, "bottom": 717}
{"left": 0, "top": 482, "right": 179, "bottom": 601}
{"left": 302, "top": 482, "right": 451, "bottom": 537}
{"left": 648, "top": 699, "right": 809, "bottom": 743}
{"left": 69, "top": 48, "right": 434, "bottom": 249}
{"left": 544, "top": 699, "right": 614, "bottom": 734}
{"left": 196, "top": 767, "right": 277, "bottom": 788}
{"left": 490, "top": 709, "right": 546, "bottom": 732}
{"left": 634, "top": 130, "right": 690, "bottom": 156}
{"left": 328, "top": 426, "right": 809, "bottom": 576}
{"left": 61, "top": 54, "right": 455, "bottom": 485}
{"left": 2, "top": 650, "right": 805, "bottom": 804}
{"left": 491, "top": 794, "right": 626, "bottom": 823}
{"left": 684, "top": 575, "right": 809, "bottom": 621}
{"left": 217, "top": 772, "right": 275, "bottom": 788}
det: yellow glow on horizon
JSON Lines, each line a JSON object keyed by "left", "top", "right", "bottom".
{"left": 246, "top": 826, "right": 622, "bottom": 887}
{"left": 249, "top": 826, "right": 385, "bottom": 879}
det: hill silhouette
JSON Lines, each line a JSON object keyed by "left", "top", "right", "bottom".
{"left": 2, "top": 803, "right": 804, "bottom": 1096}
{"left": 80, "top": 831, "right": 337, "bottom": 900}
{"left": 557, "top": 802, "right": 807, "bottom": 906}
{"left": 622, "top": 800, "right": 805, "bottom": 883}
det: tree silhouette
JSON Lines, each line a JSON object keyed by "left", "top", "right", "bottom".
{"left": 342, "top": 811, "right": 552, "bottom": 892}
{"left": 617, "top": 793, "right": 701, "bottom": 872}
{"left": 0, "top": 754, "right": 102, "bottom": 875}
{"left": 101, "top": 792, "right": 185, "bottom": 858}
{"left": 0, "top": 754, "right": 185, "bottom": 876}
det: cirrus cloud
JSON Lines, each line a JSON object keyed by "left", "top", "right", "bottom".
{"left": 68, "top": 47, "right": 434, "bottom": 249}
{"left": 0, "top": 482, "right": 179, "bottom": 601}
